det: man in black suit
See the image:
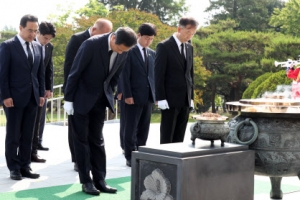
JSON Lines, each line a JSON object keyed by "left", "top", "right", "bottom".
{"left": 64, "top": 27, "right": 137, "bottom": 195}
{"left": 119, "top": 23, "right": 156, "bottom": 167}
{"left": 0, "top": 14, "right": 45, "bottom": 180}
{"left": 31, "top": 21, "right": 56, "bottom": 163}
{"left": 155, "top": 17, "right": 199, "bottom": 144}
{"left": 63, "top": 18, "right": 112, "bottom": 172}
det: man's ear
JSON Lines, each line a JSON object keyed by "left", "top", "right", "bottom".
{"left": 111, "top": 34, "right": 116, "bottom": 44}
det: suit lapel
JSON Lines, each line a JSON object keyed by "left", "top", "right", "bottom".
{"left": 13, "top": 36, "right": 31, "bottom": 70}
{"left": 108, "top": 54, "right": 120, "bottom": 77}
{"left": 169, "top": 36, "right": 185, "bottom": 68}
{"left": 44, "top": 44, "right": 50, "bottom": 64}
{"left": 185, "top": 44, "right": 191, "bottom": 72}
{"left": 32, "top": 42, "right": 40, "bottom": 71}
{"left": 133, "top": 45, "right": 147, "bottom": 73}
{"left": 98, "top": 35, "right": 110, "bottom": 76}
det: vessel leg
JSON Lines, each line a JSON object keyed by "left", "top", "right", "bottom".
{"left": 270, "top": 177, "right": 283, "bottom": 199}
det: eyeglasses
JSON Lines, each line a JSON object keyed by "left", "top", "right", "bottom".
{"left": 25, "top": 28, "right": 38, "bottom": 34}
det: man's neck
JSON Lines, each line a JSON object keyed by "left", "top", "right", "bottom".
{"left": 175, "top": 32, "right": 184, "bottom": 43}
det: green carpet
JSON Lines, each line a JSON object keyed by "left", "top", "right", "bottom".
{"left": 0, "top": 177, "right": 131, "bottom": 200}
{"left": 1, "top": 176, "right": 300, "bottom": 200}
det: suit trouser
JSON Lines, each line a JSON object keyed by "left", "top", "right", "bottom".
{"left": 4, "top": 95, "right": 38, "bottom": 171}
{"left": 119, "top": 100, "right": 125, "bottom": 150}
{"left": 68, "top": 115, "right": 76, "bottom": 162}
{"left": 38, "top": 99, "right": 47, "bottom": 144}
{"left": 160, "top": 106, "right": 190, "bottom": 144}
{"left": 70, "top": 96, "right": 107, "bottom": 183}
{"left": 32, "top": 99, "right": 47, "bottom": 155}
{"left": 124, "top": 102, "right": 152, "bottom": 161}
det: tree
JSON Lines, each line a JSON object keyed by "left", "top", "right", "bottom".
{"left": 242, "top": 72, "right": 273, "bottom": 98}
{"left": 195, "top": 29, "right": 275, "bottom": 112}
{"left": 269, "top": 0, "right": 300, "bottom": 36}
{"left": 0, "top": 28, "right": 17, "bottom": 44}
{"left": 98, "top": 0, "right": 188, "bottom": 25}
{"left": 251, "top": 70, "right": 291, "bottom": 98}
{"left": 205, "top": 0, "right": 285, "bottom": 31}
{"left": 107, "top": 9, "right": 177, "bottom": 49}
{"left": 261, "top": 33, "right": 300, "bottom": 72}
{"left": 76, "top": 0, "right": 108, "bottom": 17}
{"left": 192, "top": 56, "right": 211, "bottom": 112}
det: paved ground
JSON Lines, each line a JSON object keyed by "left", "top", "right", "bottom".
{"left": 0, "top": 122, "right": 300, "bottom": 199}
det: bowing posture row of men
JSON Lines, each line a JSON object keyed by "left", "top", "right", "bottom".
{"left": 63, "top": 17, "right": 198, "bottom": 196}
{"left": 0, "top": 14, "right": 198, "bottom": 196}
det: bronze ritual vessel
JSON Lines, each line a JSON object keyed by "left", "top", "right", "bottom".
{"left": 226, "top": 97, "right": 300, "bottom": 199}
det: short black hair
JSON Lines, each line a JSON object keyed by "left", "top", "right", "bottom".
{"left": 179, "top": 17, "right": 199, "bottom": 28}
{"left": 39, "top": 21, "right": 56, "bottom": 38}
{"left": 114, "top": 27, "right": 137, "bottom": 47}
{"left": 20, "top": 14, "right": 38, "bottom": 28}
{"left": 138, "top": 23, "right": 157, "bottom": 36}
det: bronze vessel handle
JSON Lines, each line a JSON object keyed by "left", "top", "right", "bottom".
{"left": 233, "top": 118, "right": 258, "bottom": 145}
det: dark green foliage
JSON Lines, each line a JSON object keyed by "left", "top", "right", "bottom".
{"left": 98, "top": 0, "right": 188, "bottom": 25}
{"left": 242, "top": 72, "right": 273, "bottom": 98}
{"left": 205, "top": 0, "right": 285, "bottom": 31}
{"left": 0, "top": 29, "right": 17, "bottom": 44}
{"left": 251, "top": 70, "right": 291, "bottom": 98}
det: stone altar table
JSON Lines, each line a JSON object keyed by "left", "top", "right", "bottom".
{"left": 131, "top": 141, "right": 255, "bottom": 200}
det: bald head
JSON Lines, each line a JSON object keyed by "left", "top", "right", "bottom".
{"left": 90, "top": 18, "right": 113, "bottom": 36}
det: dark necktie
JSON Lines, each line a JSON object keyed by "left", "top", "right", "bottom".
{"left": 108, "top": 50, "right": 113, "bottom": 71}
{"left": 143, "top": 47, "right": 148, "bottom": 66}
{"left": 25, "top": 42, "right": 33, "bottom": 66}
{"left": 181, "top": 43, "right": 187, "bottom": 70}
{"left": 181, "top": 43, "right": 185, "bottom": 61}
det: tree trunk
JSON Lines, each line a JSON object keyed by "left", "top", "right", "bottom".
{"left": 211, "top": 83, "right": 216, "bottom": 113}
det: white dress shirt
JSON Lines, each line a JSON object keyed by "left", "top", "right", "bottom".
{"left": 173, "top": 33, "right": 186, "bottom": 58}
{"left": 17, "top": 34, "right": 34, "bottom": 62}
{"left": 108, "top": 33, "right": 117, "bottom": 71}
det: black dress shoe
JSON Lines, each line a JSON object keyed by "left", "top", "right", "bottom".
{"left": 94, "top": 180, "right": 117, "bottom": 193}
{"left": 74, "top": 163, "right": 78, "bottom": 172}
{"left": 10, "top": 170, "right": 22, "bottom": 180}
{"left": 37, "top": 144, "right": 49, "bottom": 151}
{"left": 82, "top": 183, "right": 100, "bottom": 195}
{"left": 31, "top": 154, "right": 46, "bottom": 163}
{"left": 126, "top": 160, "right": 131, "bottom": 167}
{"left": 20, "top": 169, "right": 40, "bottom": 179}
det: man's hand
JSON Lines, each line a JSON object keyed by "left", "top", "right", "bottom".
{"left": 125, "top": 97, "right": 134, "bottom": 105}
{"left": 39, "top": 97, "right": 45, "bottom": 107}
{"left": 3, "top": 98, "right": 14, "bottom": 107}
{"left": 44, "top": 90, "right": 53, "bottom": 99}
{"left": 158, "top": 100, "right": 169, "bottom": 110}
{"left": 64, "top": 101, "right": 74, "bottom": 115}
{"left": 117, "top": 93, "right": 122, "bottom": 101}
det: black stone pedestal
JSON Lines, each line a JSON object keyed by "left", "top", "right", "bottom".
{"left": 131, "top": 140, "right": 254, "bottom": 200}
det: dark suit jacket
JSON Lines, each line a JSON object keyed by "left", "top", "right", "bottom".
{"left": 64, "top": 33, "right": 128, "bottom": 114}
{"left": 120, "top": 45, "right": 155, "bottom": 104}
{"left": 0, "top": 36, "right": 45, "bottom": 107}
{"left": 44, "top": 43, "right": 54, "bottom": 91}
{"left": 155, "top": 36, "right": 194, "bottom": 108}
{"left": 63, "top": 29, "right": 90, "bottom": 90}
